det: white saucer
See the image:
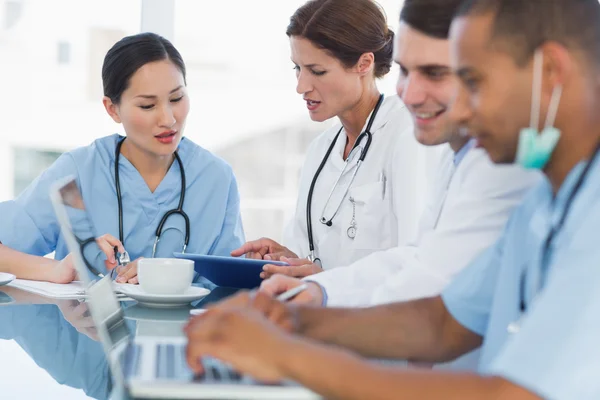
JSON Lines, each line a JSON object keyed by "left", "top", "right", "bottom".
{"left": 116, "top": 285, "right": 210, "bottom": 308}
{"left": 0, "top": 273, "right": 16, "bottom": 287}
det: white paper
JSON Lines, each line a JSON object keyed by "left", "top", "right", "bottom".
{"left": 8, "top": 279, "right": 86, "bottom": 299}
{"left": 8, "top": 279, "right": 131, "bottom": 300}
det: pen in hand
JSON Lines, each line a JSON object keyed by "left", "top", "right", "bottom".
{"left": 275, "top": 283, "right": 308, "bottom": 302}
{"left": 188, "top": 285, "right": 309, "bottom": 316}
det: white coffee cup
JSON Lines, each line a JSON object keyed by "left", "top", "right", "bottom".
{"left": 138, "top": 258, "right": 194, "bottom": 295}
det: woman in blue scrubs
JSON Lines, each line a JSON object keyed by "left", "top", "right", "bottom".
{"left": 0, "top": 32, "right": 245, "bottom": 284}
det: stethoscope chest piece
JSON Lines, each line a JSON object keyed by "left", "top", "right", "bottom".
{"left": 347, "top": 226, "right": 357, "bottom": 239}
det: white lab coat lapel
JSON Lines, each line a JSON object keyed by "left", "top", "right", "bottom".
{"left": 283, "top": 96, "right": 422, "bottom": 269}
{"left": 410, "top": 147, "right": 455, "bottom": 245}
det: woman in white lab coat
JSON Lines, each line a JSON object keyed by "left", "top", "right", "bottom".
{"left": 232, "top": 0, "right": 420, "bottom": 278}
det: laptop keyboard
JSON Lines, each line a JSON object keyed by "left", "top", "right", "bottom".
{"left": 123, "top": 342, "right": 142, "bottom": 379}
{"left": 123, "top": 342, "right": 244, "bottom": 383}
{"left": 196, "top": 357, "right": 243, "bottom": 383}
{"left": 155, "top": 343, "right": 190, "bottom": 380}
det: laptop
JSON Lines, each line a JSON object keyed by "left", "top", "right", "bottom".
{"left": 50, "top": 176, "right": 321, "bottom": 399}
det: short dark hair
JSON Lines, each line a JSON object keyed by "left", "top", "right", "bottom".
{"left": 400, "top": 0, "right": 466, "bottom": 39}
{"left": 456, "top": 0, "right": 600, "bottom": 66}
{"left": 102, "top": 32, "right": 186, "bottom": 104}
{"left": 286, "top": 0, "right": 394, "bottom": 78}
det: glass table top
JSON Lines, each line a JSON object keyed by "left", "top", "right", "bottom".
{"left": 0, "top": 285, "right": 239, "bottom": 400}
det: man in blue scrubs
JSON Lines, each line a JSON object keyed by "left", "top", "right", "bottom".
{"left": 184, "top": 0, "right": 600, "bottom": 398}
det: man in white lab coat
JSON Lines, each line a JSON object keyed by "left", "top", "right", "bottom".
{"left": 261, "top": 0, "right": 540, "bottom": 308}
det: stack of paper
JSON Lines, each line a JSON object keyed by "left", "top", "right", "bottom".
{"left": 8, "top": 279, "right": 86, "bottom": 299}
{"left": 8, "top": 279, "right": 131, "bottom": 300}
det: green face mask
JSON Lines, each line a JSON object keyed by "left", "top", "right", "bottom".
{"left": 515, "top": 50, "right": 563, "bottom": 170}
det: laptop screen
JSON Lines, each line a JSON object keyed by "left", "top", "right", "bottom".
{"left": 52, "top": 177, "right": 113, "bottom": 284}
{"left": 50, "top": 176, "right": 132, "bottom": 389}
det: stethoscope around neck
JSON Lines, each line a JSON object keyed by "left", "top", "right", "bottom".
{"left": 507, "top": 140, "right": 600, "bottom": 335}
{"left": 114, "top": 137, "right": 190, "bottom": 259}
{"left": 305, "top": 94, "right": 384, "bottom": 266}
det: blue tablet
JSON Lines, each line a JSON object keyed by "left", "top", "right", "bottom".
{"left": 172, "top": 253, "right": 289, "bottom": 289}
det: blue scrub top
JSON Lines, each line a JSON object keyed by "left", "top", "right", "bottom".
{"left": 442, "top": 159, "right": 600, "bottom": 399}
{"left": 0, "top": 134, "right": 245, "bottom": 280}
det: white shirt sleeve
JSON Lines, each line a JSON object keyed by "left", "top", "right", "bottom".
{"left": 308, "top": 150, "right": 540, "bottom": 307}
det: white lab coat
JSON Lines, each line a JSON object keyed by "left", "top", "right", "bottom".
{"left": 307, "top": 145, "right": 541, "bottom": 307}
{"left": 283, "top": 95, "right": 424, "bottom": 269}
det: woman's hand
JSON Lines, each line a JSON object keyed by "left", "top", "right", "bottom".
{"left": 114, "top": 258, "right": 144, "bottom": 284}
{"left": 231, "top": 238, "right": 298, "bottom": 260}
{"left": 261, "top": 257, "right": 323, "bottom": 279}
{"left": 50, "top": 254, "right": 78, "bottom": 284}
{"left": 95, "top": 233, "right": 125, "bottom": 272}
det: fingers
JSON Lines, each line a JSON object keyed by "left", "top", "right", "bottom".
{"left": 185, "top": 310, "right": 227, "bottom": 374}
{"left": 261, "top": 257, "right": 309, "bottom": 276}
{"left": 290, "top": 282, "right": 324, "bottom": 306}
{"left": 268, "top": 302, "right": 295, "bottom": 333}
{"left": 245, "top": 247, "right": 269, "bottom": 260}
{"left": 230, "top": 242, "right": 258, "bottom": 257}
{"left": 260, "top": 274, "right": 303, "bottom": 296}
{"left": 96, "top": 234, "right": 124, "bottom": 265}
{"left": 264, "top": 249, "right": 300, "bottom": 260}
{"left": 250, "top": 292, "right": 294, "bottom": 329}
{"left": 101, "top": 234, "right": 125, "bottom": 254}
{"left": 116, "top": 268, "right": 136, "bottom": 283}
{"left": 263, "top": 263, "right": 315, "bottom": 278}
{"left": 230, "top": 239, "right": 274, "bottom": 257}
{"left": 280, "top": 257, "right": 311, "bottom": 266}
{"left": 116, "top": 258, "right": 142, "bottom": 283}
{"left": 261, "top": 264, "right": 289, "bottom": 277}
{"left": 264, "top": 252, "right": 286, "bottom": 261}
{"left": 186, "top": 343, "right": 206, "bottom": 375}
{"left": 260, "top": 270, "right": 276, "bottom": 279}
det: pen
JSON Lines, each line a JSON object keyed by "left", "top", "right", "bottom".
{"left": 276, "top": 283, "right": 308, "bottom": 302}
{"left": 379, "top": 171, "right": 387, "bottom": 199}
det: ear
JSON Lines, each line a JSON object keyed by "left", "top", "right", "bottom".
{"left": 103, "top": 96, "right": 122, "bottom": 124}
{"left": 540, "top": 42, "right": 573, "bottom": 91}
{"left": 356, "top": 52, "right": 375, "bottom": 76}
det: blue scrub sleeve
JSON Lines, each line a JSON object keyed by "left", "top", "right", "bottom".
{"left": 207, "top": 173, "right": 245, "bottom": 256}
{"left": 441, "top": 231, "right": 506, "bottom": 336}
{"left": 486, "top": 248, "right": 600, "bottom": 400}
{"left": 0, "top": 153, "right": 77, "bottom": 256}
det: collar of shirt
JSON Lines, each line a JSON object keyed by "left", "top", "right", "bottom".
{"left": 453, "top": 138, "right": 477, "bottom": 167}
{"left": 329, "top": 96, "right": 406, "bottom": 172}
{"left": 529, "top": 160, "right": 588, "bottom": 239}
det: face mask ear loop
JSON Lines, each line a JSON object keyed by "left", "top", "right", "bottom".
{"left": 544, "top": 85, "right": 563, "bottom": 129}
{"left": 530, "top": 50, "right": 544, "bottom": 130}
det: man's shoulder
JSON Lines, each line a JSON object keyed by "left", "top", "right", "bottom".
{"left": 457, "top": 148, "right": 542, "bottom": 197}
